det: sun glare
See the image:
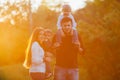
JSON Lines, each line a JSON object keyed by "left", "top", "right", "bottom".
{"left": 1, "top": 0, "right": 87, "bottom": 12}
{"left": 62, "top": 0, "right": 86, "bottom": 11}
{"left": 31, "top": 0, "right": 87, "bottom": 12}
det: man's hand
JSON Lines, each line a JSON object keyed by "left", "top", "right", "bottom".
{"left": 78, "top": 47, "right": 84, "bottom": 55}
{"left": 73, "top": 43, "right": 84, "bottom": 55}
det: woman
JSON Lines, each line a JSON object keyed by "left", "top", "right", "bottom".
{"left": 23, "top": 27, "right": 46, "bottom": 80}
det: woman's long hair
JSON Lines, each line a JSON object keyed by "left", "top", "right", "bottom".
{"left": 23, "top": 27, "right": 44, "bottom": 69}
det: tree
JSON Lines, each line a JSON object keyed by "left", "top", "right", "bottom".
{"left": 0, "top": 0, "right": 30, "bottom": 65}
{"left": 74, "top": 0, "right": 120, "bottom": 80}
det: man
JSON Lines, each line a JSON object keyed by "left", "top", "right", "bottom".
{"left": 53, "top": 17, "right": 84, "bottom": 80}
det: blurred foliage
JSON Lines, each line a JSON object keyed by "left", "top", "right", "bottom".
{"left": 0, "top": 0, "right": 120, "bottom": 80}
{"left": 0, "top": 0, "right": 29, "bottom": 65}
{"left": 32, "top": 4, "right": 59, "bottom": 31}
{"left": 74, "top": 0, "right": 120, "bottom": 80}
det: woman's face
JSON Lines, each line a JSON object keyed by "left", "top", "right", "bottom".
{"left": 38, "top": 30, "right": 45, "bottom": 43}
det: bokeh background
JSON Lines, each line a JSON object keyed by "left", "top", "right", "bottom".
{"left": 0, "top": 0, "right": 120, "bottom": 80}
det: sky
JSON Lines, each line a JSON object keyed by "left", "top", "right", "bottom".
{"left": 31, "top": 0, "right": 88, "bottom": 12}
{"left": 0, "top": 0, "right": 94, "bottom": 23}
{"left": 0, "top": 0, "right": 93, "bottom": 12}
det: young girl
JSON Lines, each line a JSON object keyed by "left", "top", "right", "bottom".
{"left": 42, "top": 29, "right": 54, "bottom": 78}
{"left": 56, "top": 4, "right": 80, "bottom": 47}
{"left": 23, "top": 27, "right": 46, "bottom": 80}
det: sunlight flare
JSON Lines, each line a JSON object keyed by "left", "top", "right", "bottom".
{"left": 62, "top": 0, "right": 86, "bottom": 11}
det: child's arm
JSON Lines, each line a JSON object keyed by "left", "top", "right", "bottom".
{"left": 69, "top": 14, "right": 77, "bottom": 30}
{"left": 57, "top": 15, "right": 63, "bottom": 29}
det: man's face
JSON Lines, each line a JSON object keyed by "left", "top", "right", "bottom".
{"left": 61, "top": 21, "right": 72, "bottom": 35}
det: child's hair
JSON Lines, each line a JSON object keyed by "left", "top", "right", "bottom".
{"left": 62, "top": 4, "right": 71, "bottom": 12}
{"left": 44, "top": 29, "right": 52, "bottom": 36}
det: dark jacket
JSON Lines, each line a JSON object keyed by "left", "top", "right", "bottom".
{"left": 52, "top": 33, "right": 84, "bottom": 68}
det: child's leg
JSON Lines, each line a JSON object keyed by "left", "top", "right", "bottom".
{"left": 45, "top": 62, "right": 53, "bottom": 78}
{"left": 46, "top": 62, "right": 52, "bottom": 73}
{"left": 72, "top": 30, "right": 80, "bottom": 45}
{"left": 72, "top": 30, "right": 84, "bottom": 53}
{"left": 44, "top": 53, "right": 52, "bottom": 74}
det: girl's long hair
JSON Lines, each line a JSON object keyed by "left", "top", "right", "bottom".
{"left": 23, "top": 27, "right": 43, "bottom": 69}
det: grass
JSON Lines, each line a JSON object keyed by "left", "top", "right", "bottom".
{"left": 0, "top": 63, "right": 31, "bottom": 80}
{"left": 0, "top": 63, "right": 54, "bottom": 80}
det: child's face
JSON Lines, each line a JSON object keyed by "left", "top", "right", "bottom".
{"left": 63, "top": 12, "right": 70, "bottom": 16}
{"left": 44, "top": 32, "right": 52, "bottom": 40}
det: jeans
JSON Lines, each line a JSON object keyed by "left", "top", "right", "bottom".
{"left": 46, "top": 62, "right": 52, "bottom": 73}
{"left": 54, "top": 66, "right": 79, "bottom": 80}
